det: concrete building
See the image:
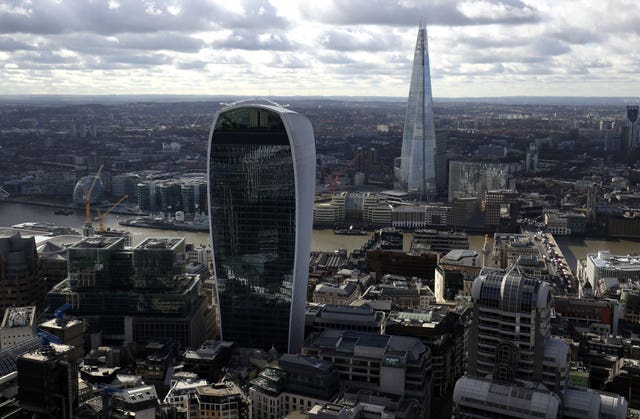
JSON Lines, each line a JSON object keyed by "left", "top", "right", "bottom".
{"left": 0, "top": 306, "right": 36, "bottom": 349}
{"left": 411, "top": 229, "right": 469, "bottom": 254}
{"left": 197, "top": 381, "right": 250, "bottom": 419}
{"left": 554, "top": 296, "right": 622, "bottom": 335}
{"left": 303, "top": 329, "right": 432, "bottom": 417}
{"left": 39, "top": 316, "right": 84, "bottom": 358}
{"left": 384, "top": 307, "right": 465, "bottom": 403}
{"left": 585, "top": 251, "right": 640, "bottom": 290}
{"left": 163, "top": 376, "right": 209, "bottom": 419}
{"left": 306, "top": 304, "right": 384, "bottom": 337}
{"left": 250, "top": 354, "right": 339, "bottom": 418}
{"left": 453, "top": 267, "right": 629, "bottom": 419}
{"left": 435, "top": 251, "right": 482, "bottom": 303}
{"left": 392, "top": 204, "right": 447, "bottom": 229}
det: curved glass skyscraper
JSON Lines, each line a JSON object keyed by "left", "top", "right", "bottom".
{"left": 399, "top": 22, "right": 437, "bottom": 197}
{"left": 207, "top": 101, "right": 315, "bottom": 353}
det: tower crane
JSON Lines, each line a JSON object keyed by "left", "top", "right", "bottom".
{"left": 96, "top": 195, "right": 128, "bottom": 233}
{"left": 82, "top": 164, "right": 104, "bottom": 237}
{"left": 327, "top": 151, "right": 361, "bottom": 194}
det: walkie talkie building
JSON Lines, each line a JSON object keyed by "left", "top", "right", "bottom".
{"left": 207, "top": 100, "right": 315, "bottom": 353}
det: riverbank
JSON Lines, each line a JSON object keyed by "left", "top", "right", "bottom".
{"left": 3, "top": 197, "right": 145, "bottom": 216}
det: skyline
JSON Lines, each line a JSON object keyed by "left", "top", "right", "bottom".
{"left": 0, "top": 0, "right": 639, "bottom": 98}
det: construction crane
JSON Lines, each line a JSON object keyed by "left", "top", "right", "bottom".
{"left": 327, "top": 152, "right": 361, "bottom": 194}
{"left": 82, "top": 164, "right": 104, "bottom": 237}
{"left": 96, "top": 195, "right": 128, "bottom": 233}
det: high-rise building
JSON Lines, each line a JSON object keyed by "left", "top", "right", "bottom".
{"left": 208, "top": 100, "right": 315, "bottom": 353}
{"left": 17, "top": 343, "right": 78, "bottom": 419}
{"left": 0, "top": 233, "right": 46, "bottom": 315}
{"left": 399, "top": 22, "right": 437, "bottom": 197}
{"left": 627, "top": 105, "right": 638, "bottom": 151}
{"left": 48, "top": 237, "right": 212, "bottom": 348}
{"left": 453, "top": 267, "right": 629, "bottom": 418}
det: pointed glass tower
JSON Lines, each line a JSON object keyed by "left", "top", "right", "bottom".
{"left": 399, "top": 21, "right": 437, "bottom": 197}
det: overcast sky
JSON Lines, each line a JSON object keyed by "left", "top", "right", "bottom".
{"left": 0, "top": 0, "right": 638, "bottom": 97}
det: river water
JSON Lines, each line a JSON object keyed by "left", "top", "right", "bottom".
{"left": 2, "top": 202, "right": 640, "bottom": 272}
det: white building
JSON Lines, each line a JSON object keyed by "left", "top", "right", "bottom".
{"left": 453, "top": 267, "right": 629, "bottom": 419}
{"left": 586, "top": 251, "right": 640, "bottom": 290}
{"left": 0, "top": 306, "right": 36, "bottom": 349}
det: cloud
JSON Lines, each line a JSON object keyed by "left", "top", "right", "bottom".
{"left": 0, "top": 0, "right": 289, "bottom": 35}
{"left": 176, "top": 60, "right": 208, "bottom": 70}
{"left": 319, "top": 29, "right": 401, "bottom": 52}
{"left": 302, "top": 0, "right": 540, "bottom": 26}
{"left": 550, "top": 27, "right": 605, "bottom": 45}
{"left": 212, "top": 32, "right": 296, "bottom": 51}
{"left": 0, "top": 36, "right": 37, "bottom": 51}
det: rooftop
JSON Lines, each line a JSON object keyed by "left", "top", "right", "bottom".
{"left": 589, "top": 251, "right": 640, "bottom": 271}
{"left": 1, "top": 306, "right": 36, "bottom": 329}
{"left": 136, "top": 237, "right": 183, "bottom": 250}
{"left": 70, "top": 236, "right": 123, "bottom": 250}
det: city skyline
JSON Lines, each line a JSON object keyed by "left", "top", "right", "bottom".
{"left": 0, "top": 0, "right": 639, "bottom": 97}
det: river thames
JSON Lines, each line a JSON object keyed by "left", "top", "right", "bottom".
{"left": 2, "top": 201, "right": 640, "bottom": 271}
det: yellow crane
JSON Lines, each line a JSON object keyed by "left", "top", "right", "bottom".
{"left": 96, "top": 195, "right": 128, "bottom": 233}
{"left": 82, "top": 164, "right": 104, "bottom": 236}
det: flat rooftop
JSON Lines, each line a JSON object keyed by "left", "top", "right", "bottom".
{"left": 136, "top": 237, "right": 183, "bottom": 250}
{"left": 70, "top": 236, "right": 123, "bottom": 250}
{"left": 1, "top": 306, "right": 36, "bottom": 328}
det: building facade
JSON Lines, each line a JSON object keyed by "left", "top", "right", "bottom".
{"left": 453, "top": 267, "right": 629, "bottom": 419}
{"left": 208, "top": 101, "right": 315, "bottom": 353}
{"left": 399, "top": 22, "right": 437, "bottom": 197}
{"left": 0, "top": 233, "right": 46, "bottom": 315}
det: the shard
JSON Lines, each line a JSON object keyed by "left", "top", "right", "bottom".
{"left": 399, "top": 21, "right": 437, "bottom": 197}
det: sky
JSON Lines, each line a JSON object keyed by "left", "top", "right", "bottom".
{"left": 0, "top": 0, "right": 638, "bottom": 98}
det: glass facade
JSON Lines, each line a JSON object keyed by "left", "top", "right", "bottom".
{"left": 399, "top": 22, "right": 437, "bottom": 196}
{"left": 209, "top": 105, "right": 313, "bottom": 353}
{"left": 48, "top": 236, "right": 204, "bottom": 346}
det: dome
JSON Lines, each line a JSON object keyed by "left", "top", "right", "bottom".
{"left": 73, "top": 176, "right": 104, "bottom": 205}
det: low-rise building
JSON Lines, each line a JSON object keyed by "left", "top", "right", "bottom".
{"left": 250, "top": 354, "right": 339, "bottom": 418}
{"left": 302, "top": 329, "right": 432, "bottom": 418}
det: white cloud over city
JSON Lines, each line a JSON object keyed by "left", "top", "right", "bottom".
{"left": 0, "top": 0, "right": 637, "bottom": 97}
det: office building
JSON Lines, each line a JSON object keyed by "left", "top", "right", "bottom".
{"left": 411, "top": 229, "right": 469, "bottom": 253}
{"left": 249, "top": 354, "right": 339, "bottom": 418}
{"left": 17, "top": 343, "right": 78, "bottom": 419}
{"left": 585, "top": 251, "right": 640, "bottom": 290}
{"left": 306, "top": 304, "right": 384, "bottom": 336}
{"left": 384, "top": 307, "right": 465, "bottom": 401}
{"left": 399, "top": 22, "right": 437, "bottom": 197}
{"left": 627, "top": 105, "right": 638, "bottom": 151}
{"left": 453, "top": 267, "right": 629, "bottom": 418}
{"left": 0, "top": 233, "right": 46, "bottom": 315}
{"left": 208, "top": 100, "right": 315, "bottom": 353}
{"left": 448, "top": 160, "right": 519, "bottom": 201}
{"left": 303, "top": 329, "right": 432, "bottom": 417}
{"left": 197, "top": 381, "right": 250, "bottom": 419}
{"left": 484, "top": 189, "right": 519, "bottom": 232}
{"left": 48, "top": 237, "right": 212, "bottom": 347}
